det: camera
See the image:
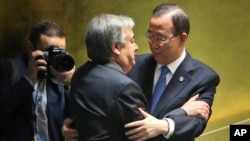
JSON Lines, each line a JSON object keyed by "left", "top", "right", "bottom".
{"left": 37, "top": 45, "right": 75, "bottom": 79}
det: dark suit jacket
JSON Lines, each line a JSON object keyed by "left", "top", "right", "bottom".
{"left": 70, "top": 61, "right": 148, "bottom": 141}
{"left": 127, "top": 53, "right": 220, "bottom": 141}
{"left": 0, "top": 54, "right": 69, "bottom": 141}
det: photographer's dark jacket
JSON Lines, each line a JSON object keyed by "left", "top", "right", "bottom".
{"left": 0, "top": 53, "right": 70, "bottom": 141}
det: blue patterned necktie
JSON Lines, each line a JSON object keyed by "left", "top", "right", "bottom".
{"left": 151, "top": 66, "right": 169, "bottom": 113}
{"left": 33, "top": 79, "right": 49, "bottom": 141}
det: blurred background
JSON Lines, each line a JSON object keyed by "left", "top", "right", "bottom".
{"left": 0, "top": 0, "right": 249, "bottom": 140}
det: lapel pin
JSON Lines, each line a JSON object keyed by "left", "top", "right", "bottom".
{"left": 179, "top": 76, "right": 184, "bottom": 82}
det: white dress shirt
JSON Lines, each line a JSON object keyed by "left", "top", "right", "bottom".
{"left": 153, "top": 49, "right": 186, "bottom": 138}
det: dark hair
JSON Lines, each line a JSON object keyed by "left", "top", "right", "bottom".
{"left": 28, "top": 20, "right": 65, "bottom": 46}
{"left": 153, "top": 3, "right": 190, "bottom": 35}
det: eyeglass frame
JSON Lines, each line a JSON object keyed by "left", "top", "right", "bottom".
{"left": 145, "top": 32, "right": 180, "bottom": 44}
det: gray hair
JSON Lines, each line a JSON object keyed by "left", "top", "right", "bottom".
{"left": 85, "top": 13, "right": 135, "bottom": 61}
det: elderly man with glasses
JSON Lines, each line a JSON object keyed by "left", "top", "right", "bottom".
{"left": 124, "top": 3, "right": 220, "bottom": 141}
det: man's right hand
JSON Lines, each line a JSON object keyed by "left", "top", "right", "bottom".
{"left": 181, "top": 94, "right": 210, "bottom": 120}
{"left": 26, "top": 50, "right": 47, "bottom": 81}
{"left": 62, "top": 118, "right": 79, "bottom": 141}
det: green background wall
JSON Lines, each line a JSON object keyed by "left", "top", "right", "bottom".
{"left": 1, "top": 0, "right": 249, "bottom": 140}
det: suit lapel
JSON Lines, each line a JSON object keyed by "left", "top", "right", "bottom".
{"left": 153, "top": 53, "right": 194, "bottom": 116}
{"left": 140, "top": 55, "right": 156, "bottom": 110}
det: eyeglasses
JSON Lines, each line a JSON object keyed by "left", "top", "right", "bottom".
{"left": 145, "top": 32, "right": 179, "bottom": 44}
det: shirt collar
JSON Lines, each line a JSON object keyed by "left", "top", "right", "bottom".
{"left": 156, "top": 49, "right": 186, "bottom": 74}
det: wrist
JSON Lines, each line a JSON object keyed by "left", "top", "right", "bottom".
{"left": 161, "top": 119, "right": 169, "bottom": 135}
{"left": 162, "top": 118, "right": 175, "bottom": 139}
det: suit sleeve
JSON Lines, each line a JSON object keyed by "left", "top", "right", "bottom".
{"left": 114, "top": 82, "right": 148, "bottom": 125}
{"left": 0, "top": 59, "right": 34, "bottom": 132}
{"left": 164, "top": 72, "right": 220, "bottom": 140}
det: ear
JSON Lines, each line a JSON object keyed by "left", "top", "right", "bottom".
{"left": 111, "top": 43, "right": 121, "bottom": 55}
{"left": 27, "top": 41, "right": 35, "bottom": 53}
{"left": 180, "top": 32, "right": 188, "bottom": 42}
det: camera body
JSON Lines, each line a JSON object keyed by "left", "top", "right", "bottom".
{"left": 37, "top": 45, "right": 75, "bottom": 79}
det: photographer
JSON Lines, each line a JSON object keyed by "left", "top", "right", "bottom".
{"left": 0, "top": 20, "right": 75, "bottom": 141}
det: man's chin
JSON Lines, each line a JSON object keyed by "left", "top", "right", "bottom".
{"left": 153, "top": 56, "right": 165, "bottom": 65}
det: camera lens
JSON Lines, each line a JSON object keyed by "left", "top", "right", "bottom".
{"left": 51, "top": 54, "right": 74, "bottom": 71}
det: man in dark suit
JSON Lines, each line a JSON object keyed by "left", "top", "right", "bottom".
{"left": 124, "top": 3, "right": 220, "bottom": 141}
{"left": 0, "top": 20, "right": 74, "bottom": 141}
{"left": 62, "top": 4, "right": 214, "bottom": 141}
{"left": 69, "top": 14, "right": 148, "bottom": 141}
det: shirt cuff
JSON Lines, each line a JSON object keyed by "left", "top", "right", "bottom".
{"left": 163, "top": 118, "right": 175, "bottom": 139}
